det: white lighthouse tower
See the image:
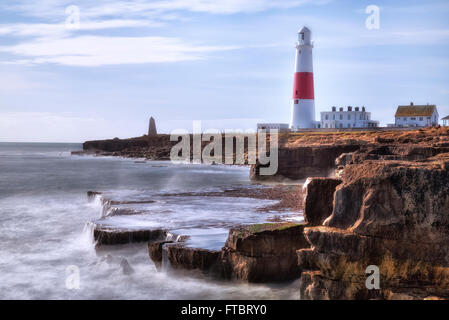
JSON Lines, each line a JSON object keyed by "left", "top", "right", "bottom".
{"left": 290, "top": 26, "right": 316, "bottom": 129}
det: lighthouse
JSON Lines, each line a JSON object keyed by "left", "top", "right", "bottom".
{"left": 290, "top": 26, "right": 316, "bottom": 129}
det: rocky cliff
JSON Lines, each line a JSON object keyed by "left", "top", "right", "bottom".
{"left": 297, "top": 127, "right": 449, "bottom": 299}
{"left": 251, "top": 127, "right": 449, "bottom": 181}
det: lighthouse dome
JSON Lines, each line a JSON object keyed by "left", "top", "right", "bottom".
{"left": 298, "top": 26, "right": 312, "bottom": 44}
{"left": 298, "top": 26, "right": 311, "bottom": 34}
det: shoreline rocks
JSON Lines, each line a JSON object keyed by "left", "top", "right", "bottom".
{"left": 297, "top": 145, "right": 449, "bottom": 299}
{"left": 89, "top": 222, "right": 167, "bottom": 246}
{"left": 81, "top": 127, "right": 449, "bottom": 298}
{"left": 148, "top": 222, "right": 310, "bottom": 283}
{"left": 220, "top": 222, "right": 308, "bottom": 282}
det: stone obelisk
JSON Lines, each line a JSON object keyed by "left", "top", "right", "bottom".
{"left": 148, "top": 117, "right": 157, "bottom": 136}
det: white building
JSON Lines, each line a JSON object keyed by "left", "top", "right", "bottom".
{"left": 442, "top": 115, "right": 449, "bottom": 126}
{"left": 320, "top": 106, "right": 379, "bottom": 129}
{"left": 394, "top": 102, "right": 439, "bottom": 127}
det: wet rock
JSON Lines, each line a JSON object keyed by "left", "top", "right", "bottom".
{"left": 87, "top": 191, "right": 102, "bottom": 202}
{"left": 90, "top": 223, "right": 167, "bottom": 246}
{"left": 166, "top": 244, "right": 223, "bottom": 275}
{"left": 147, "top": 222, "right": 309, "bottom": 282}
{"left": 221, "top": 222, "right": 309, "bottom": 282}
{"left": 148, "top": 240, "right": 174, "bottom": 271}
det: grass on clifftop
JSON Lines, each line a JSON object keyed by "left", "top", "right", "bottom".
{"left": 245, "top": 222, "right": 303, "bottom": 234}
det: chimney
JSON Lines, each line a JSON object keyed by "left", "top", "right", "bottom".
{"left": 362, "top": 106, "right": 366, "bottom": 112}
{"left": 410, "top": 102, "right": 414, "bottom": 106}
{"left": 332, "top": 106, "right": 336, "bottom": 112}
{"left": 348, "top": 106, "right": 352, "bottom": 111}
{"left": 339, "top": 107, "right": 343, "bottom": 111}
{"left": 355, "top": 107, "right": 359, "bottom": 111}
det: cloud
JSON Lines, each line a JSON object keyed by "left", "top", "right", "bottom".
{"left": 1, "top": 0, "right": 332, "bottom": 67}
{"left": 0, "top": 35, "right": 240, "bottom": 66}
{"left": 2, "top": 0, "right": 332, "bottom": 18}
{"left": 0, "top": 20, "right": 162, "bottom": 38}
{"left": 0, "top": 0, "right": 335, "bottom": 67}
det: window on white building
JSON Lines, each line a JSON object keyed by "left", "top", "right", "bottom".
{"left": 325, "top": 115, "right": 328, "bottom": 120}
{"left": 348, "top": 115, "right": 351, "bottom": 120}
{"left": 339, "top": 123, "right": 343, "bottom": 128}
{"left": 340, "top": 115, "right": 343, "bottom": 120}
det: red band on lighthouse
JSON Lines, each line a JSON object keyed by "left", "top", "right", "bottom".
{"left": 292, "top": 72, "right": 314, "bottom": 99}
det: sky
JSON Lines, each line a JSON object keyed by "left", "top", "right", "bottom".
{"left": 0, "top": 0, "right": 448, "bottom": 142}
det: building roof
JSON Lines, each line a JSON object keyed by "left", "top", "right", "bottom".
{"left": 442, "top": 115, "right": 449, "bottom": 120}
{"left": 395, "top": 104, "right": 436, "bottom": 117}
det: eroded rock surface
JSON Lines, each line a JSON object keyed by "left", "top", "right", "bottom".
{"left": 90, "top": 223, "right": 167, "bottom": 246}
{"left": 221, "top": 223, "right": 308, "bottom": 282}
{"left": 148, "top": 222, "right": 310, "bottom": 282}
{"left": 298, "top": 137, "right": 449, "bottom": 299}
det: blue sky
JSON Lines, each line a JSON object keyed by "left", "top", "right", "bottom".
{"left": 0, "top": 0, "right": 448, "bottom": 142}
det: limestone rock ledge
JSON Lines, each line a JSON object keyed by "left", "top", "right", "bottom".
{"left": 90, "top": 223, "right": 167, "bottom": 246}
{"left": 221, "top": 223, "right": 308, "bottom": 282}
{"left": 148, "top": 222, "right": 309, "bottom": 282}
{"left": 298, "top": 155, "right": 449, "bottom": 300}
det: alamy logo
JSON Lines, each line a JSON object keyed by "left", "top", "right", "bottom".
{"left": 65, "top": 5, "right": 80, "bottom": 29}
{"left": 170, "top": 121, "right": 279, "bottom": 176}
{"left": 365, "top": 265, "right": 380, "bottom": 289}
{"left": 365, "top": 5, "right": 380, "bottom": 30}
{"left": 65, "top": 265, "right": 80, "bottom": 290}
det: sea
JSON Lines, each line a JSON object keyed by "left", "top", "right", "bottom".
{"left": 0, "top": 142, "right": 300, "bottom": 299}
